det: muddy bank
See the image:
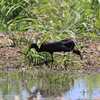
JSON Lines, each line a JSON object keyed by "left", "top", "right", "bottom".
{"left": 0, "top": 47, "right": 21, "bottom": 69}
{"left": 0, "top": 37, "right": 100, "bottom": 72}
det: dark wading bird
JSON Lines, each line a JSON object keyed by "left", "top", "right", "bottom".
{"left": 28, "top": 39, "right": 83, "bottom": 63}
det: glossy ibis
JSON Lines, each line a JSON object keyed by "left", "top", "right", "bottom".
{"left": 28, "top": 39, "right": 83, "bottom": 62}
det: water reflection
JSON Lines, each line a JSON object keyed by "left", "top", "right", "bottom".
{"left": 0, "top": 70, "right": 100, "bottom": 100}
{"left": 64, "top": 79, "right": 88, "bottom": 100}
{"left": 64, "top": 74, "right": 100, "bottom": 100}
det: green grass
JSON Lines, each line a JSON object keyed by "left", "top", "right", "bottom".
{"left": 0, "top": 0, "right": 100, "bottom": 70}
{"left": 0, "top": 0, "right": 100, "bottom": 33}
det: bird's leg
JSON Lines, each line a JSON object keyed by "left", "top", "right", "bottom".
{"left": 63, "top": 52, "right": 68, "bottom": 68}
{"left": 51, "top": 53, "right": 54, "bottom": 63}
{"left": 44, "top": 53, "right": 48, "bottom": 65}
{"left": 49, "top": 53, "right": 53, "bottom": 69}
{"left": 46, "top": 53, "right": 47, "bottom": 62}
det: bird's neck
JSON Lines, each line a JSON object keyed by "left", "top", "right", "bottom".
{"left": 38, "top": 44, "right": 45, "bottom": 52}
{"left": 35, "top": 45, "right": 40, "bottom": 52}
{"left": 30, "top": 43, "right": 40, "bottom": 52}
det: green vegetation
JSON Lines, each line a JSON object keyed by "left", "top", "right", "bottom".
{"left": 0, "top": 0, "right": 100, "bottom": 68}
{"left": 0, "top": 0, "right": 100, "bottom": 33}
{"left": 0, "top": 1, "right": 100, "bottom": 99}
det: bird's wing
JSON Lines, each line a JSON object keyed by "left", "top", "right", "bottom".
{"left": 62, "top": 40, "right": 74, "bottom": 46}
{"left": 62, "top": 41, "right": 70, "bottom": 46}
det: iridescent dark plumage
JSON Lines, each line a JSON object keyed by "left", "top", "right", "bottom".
{"left": 29, "top": 39, "right": 83, "bottom": 62}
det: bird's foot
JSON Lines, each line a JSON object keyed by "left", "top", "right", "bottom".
{"left": 44, "top": 60, "right": 49, "bottom": 65}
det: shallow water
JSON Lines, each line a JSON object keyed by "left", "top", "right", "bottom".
{"left": 0, "top": 69, "right": 100, "bottom": 100}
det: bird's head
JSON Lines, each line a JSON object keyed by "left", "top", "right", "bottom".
{"left": 28, "top": 43, "right": 39, "bottom": 52}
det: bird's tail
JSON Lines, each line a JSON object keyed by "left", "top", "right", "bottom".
{"left": 72, "top": 39, "right": 83, "bottom": 60}
{"left": 73, "top": 49, "right": 83, "bottom": 60}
